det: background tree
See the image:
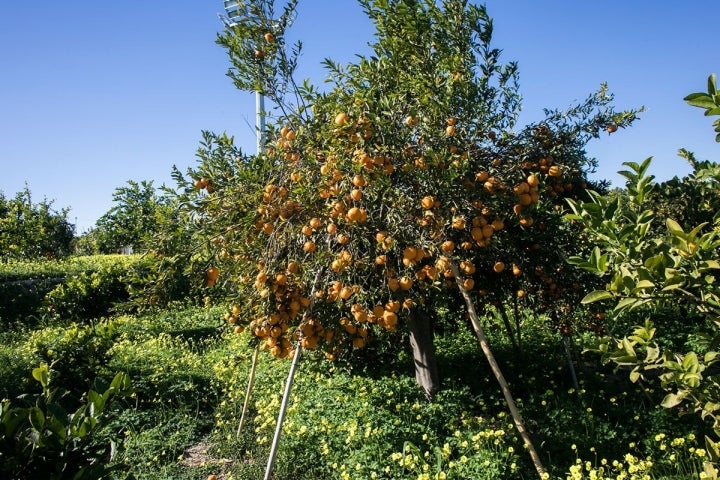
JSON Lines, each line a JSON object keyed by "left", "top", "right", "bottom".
{"left": 647, "top": 150, "right": 720, "bottom": 232}
{"left": 0, "top": 186, "right": 74, "bottom": 260}
{"left": 84, "top": 180, "right": 171, "bottom": 254}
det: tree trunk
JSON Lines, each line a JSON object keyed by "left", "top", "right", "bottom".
{"left": 497, "top": 305, "right": 521, "bottom": 354}
{"left": 408, "top": 309, "right": 440, "bottom": 401}
{"left": 562, "top": 335, "right": 580, "bottom": 394}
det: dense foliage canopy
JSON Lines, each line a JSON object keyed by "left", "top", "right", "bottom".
{"left": 0, "top": 187, "right": 74, "bottom": 260}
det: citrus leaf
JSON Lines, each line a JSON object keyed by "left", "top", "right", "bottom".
{"left": 666, "top": 218, "right": 684, "bottom": 236}
{"left": 661, "top": 391, "right": 687, "bottom": 408}
{"left": 685, "top": 93, "right": 716, "bottom": 109}
{"left": 581, "top": 290, "right": 613, "bottom": 304}
{"left": 635, "top": 280, "right": 654, "bottom": 290}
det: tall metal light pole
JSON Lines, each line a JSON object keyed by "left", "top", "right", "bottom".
{"left": 221, "top": 0, "right": 265, "bottom": 155}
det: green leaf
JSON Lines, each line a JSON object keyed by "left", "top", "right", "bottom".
{"left": 621, "top": 161, "right": 641, "bottom": 174}
{"left": 88, "top": 390, "right": 105, "bottom": 413}
{"left": 110, "top": 372, "right": 131, "bottom": 391}
{"left": 44, "top": 415, "right": 68, "bottom": 443}
{"left": 637, "top": 209, "right": 655, "bottom": 226}
{"left": 622, "top": 336, "right": 637, "bottom": 352}
{"left": 634, "top": 280, "right": 654, "bottom": 290}
{"left": 705, "top": 436, "right": 720, "bottom": 462}
{"left": 666, "top": 218, "right": 684, "bottom": 236}
{"left": 28, "top": 406, "right": 45, "bottom": 430}
{"left": 645, "top": 345, "right": 661, "bottom": 362}
{"left": 610, "top": 355, "right": 639, "bottom": 365}
{"left": 566, "top": 255, "right": 586, "bottom": 266}
{"left": 661, "top": 391, "right": 688, "bottom": 408}
{"left": 597, "top": 254, "right": 608, "bottom": 273}
{"left": 703, "top": 401, "right": 720, "bottom": 415}
{"left": 563, "top": 213, "right": 582, "bottom": 222}
{"left": 682, "top": 351, "right": 699, "bottom": 373}
{"left": 621, "top": 272, "right": 636, "bottom": 291}
{"left": 708, "top": 73, "right": 717, "bottom": 96}
{"left": 704, "top": 260, "right": 720, "bottom": 270}
{"left": 685, "top": 92, "right": 716, "bottom": 109}
{"left": 615, "top": 297, "right": 639, "bottom": 312}
{"left": 705, "top": 351, "right": 719, "bottom": 363}
{"left": 46, "top": 403, "right": 68, "bottom": 427}
{"left": 581, "top": 290, "right": 613, "bottom": 304}
{"left": 683, "top": 372, "right": 701, "bottom": 388}
{"left": 32, "top": 364, "right": 50, "bottom": 389}
{"left": 629, "top": 370, "right": 641, "bottom": 383}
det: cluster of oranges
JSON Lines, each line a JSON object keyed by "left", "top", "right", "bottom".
{"left": 241, "top": 261, "right": 315, "bottom": 359}
{"left": 332, "top": 112, "right": 374, "bottom": 144}
{"left": 255, "top": 183, "right": 302, "bottom": 235}
{"left": 275, "top": 125, "right": 300, "bottom": 162}
{"left": 215, "top": 105, "right": 588, "bottom": 359}
{"left": 510, "top": 174, "right": 541, "bottom": 227}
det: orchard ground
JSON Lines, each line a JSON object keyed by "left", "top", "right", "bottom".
{"left": 0, "top": 255, "right": 714, "bottom": 479}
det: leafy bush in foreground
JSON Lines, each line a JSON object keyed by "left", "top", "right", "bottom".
{"left": 0, "top": 363, "right": 132, "bottom": 480}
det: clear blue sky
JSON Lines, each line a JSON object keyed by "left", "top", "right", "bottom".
{"left": 1, "top": 1, "right": 717, "bottom": 233}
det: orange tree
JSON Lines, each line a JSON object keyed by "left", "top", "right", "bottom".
{"left": 146, "top": 0, "right": 640, "bottom": 475}
{"left": 0, "top": 187, "right": 75, "bottom": 260}
{"left": 212, "top": 0, "right": 638, "bottom": 378}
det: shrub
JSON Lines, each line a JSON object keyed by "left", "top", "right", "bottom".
{"left": 0, "top": 363, "right": 132, "bottom": 480}
{"left": 0, "top": 187, "right": 74, "bottom": 261}
{"left": 0, "top": 277, "right": 62, "bottom": 328}
{"left": 0, "top": 255, "right": 146, "bottom": 327}
{"left": 43, "top": 255, "right": 145, "bottom": 323}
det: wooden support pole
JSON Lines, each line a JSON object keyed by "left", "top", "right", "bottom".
{"left": 450, "top": 261, "right": 547, "bottom": 479}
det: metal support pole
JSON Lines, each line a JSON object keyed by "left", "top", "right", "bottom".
{"left": 256, "top": 90, "right": 265, "bottom": 154}
{"left": 263, "top": 343, "right": 302, "bottom": 480}
{"left": 263, "top": 270, "right": 321, "bottom": 480}
{"left": 236, "top": 344, "right": 260, "bottom": 438}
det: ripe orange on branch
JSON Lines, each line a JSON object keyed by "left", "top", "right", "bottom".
{"left": 404, "top": 115, "right": 419, "bottom": 126}
{"left": 440, "top": 240, "right": 455, "bottom": 254}
{"left": 334, "top": 112, "right": 349, "bottom": 126}
{"left": 352, "top": 174, "right": 367, "bottom": 187}
{"left": 420, "top": 196, "right": 436, "bottom": 210}
{"left": 206, "top": 266, "right": 220, "bottom": 281}
{"left": 345, "top": 207, "right": 367, "bottom": 223}
{"left": 205, "top": 266, "right": 220, "bottom": 286}
{"left": 548, "top": 165, "right": 562, "bottom": 177}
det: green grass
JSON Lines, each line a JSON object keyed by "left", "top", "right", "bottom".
{"left": 0, "top": 289, "right": 714, "bottom": 479}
